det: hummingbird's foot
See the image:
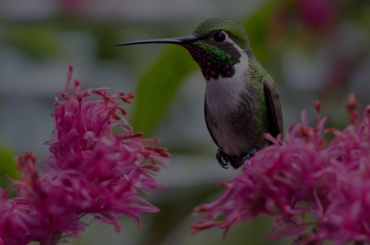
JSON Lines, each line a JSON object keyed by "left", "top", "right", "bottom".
{"left": 216, "top": 147, "right": 229, "bottom": 169}
{"left": 243, "top": 147, "right": 259, "bottom": 162}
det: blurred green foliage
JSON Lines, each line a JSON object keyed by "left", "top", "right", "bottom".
{"left": 0, "top": 146, "right": 18, "bottom": 188}
{"left": 242, "top": 0, "right": 279, "bottom": 64}
{"left": 132, "top": 46, "right": 197, "bottom": 136}
{"left": 4, "top": 25, "right": 64, "bottom": 60}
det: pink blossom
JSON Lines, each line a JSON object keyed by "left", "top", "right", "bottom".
{"left": 59, "top": 0, "right": 86, "bottom": 14}
{"left": 0, "top": 67, "right": 169, "bottom": 245}
{"left": 0, "top": 186, "right": 31, "bottom": 245}
{"left": 192, "top": 95, "right": 370, "bottom": 245}
{"left": 298, "top": 0, "right": 337, "bottom": 32}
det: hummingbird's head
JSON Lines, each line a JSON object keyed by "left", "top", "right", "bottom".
{"left": 117, "top": 17, "right": 251, "bottom": 81}
{"left": 184, "top": 17, "right": 251, "bottom": 80}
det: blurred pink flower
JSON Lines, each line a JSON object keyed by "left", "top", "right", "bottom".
{"left": 298, "top": 0, "right": 336, "bottom": 32}
{"left": 59, "top": 0, "right": 86, "bottom": 14}
{"left": 0, "top": 185, "right": 31, "bottom": 245}
{"left": 192, "top": 95, "right": 370, "bottom": 245}
{"left": 0, "top": 67, "right": 169, "bottom": 245}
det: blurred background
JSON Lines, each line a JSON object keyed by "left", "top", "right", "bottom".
{"left": 0, "top": 0, "right": 369, "bottom": 244}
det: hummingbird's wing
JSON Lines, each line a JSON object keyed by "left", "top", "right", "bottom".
{"left": 263, "top": 77, "right": 283, "bottom": 137}
{"left": 204, "top": 98, "right": 219, "bottom": 146}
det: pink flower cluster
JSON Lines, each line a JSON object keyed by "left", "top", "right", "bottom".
{"left": 0, "top": 66, "right": 169, "bottom": 245}
{"left": 192, "top": 94, "right": 370, "bottom": 245}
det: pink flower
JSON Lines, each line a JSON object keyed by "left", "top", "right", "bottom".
{"left": 59, "top": 0, "right": 86, "bottom": 14}
{"left": 0, "top": 67, "right": 169, "bottom": 245}
{"left": 0, "top": 186, "right": 31, "bottom": 245}
{"left": 192, "top": 95, "right": 370, "bottom": 245}
{"left": 298, "top": 0, "right": 337, "bottom": 32}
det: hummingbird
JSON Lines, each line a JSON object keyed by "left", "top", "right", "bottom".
{"left": 117, "top": 17, "right": 283, "bottom": 169}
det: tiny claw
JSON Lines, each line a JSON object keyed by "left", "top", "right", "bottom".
{"left": 242, "top": 147, "right": 259, "bottom": 162}
{"left": 216, "top": 148, "right": 229, "bottom": 169}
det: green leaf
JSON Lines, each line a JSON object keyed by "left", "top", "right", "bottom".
{"left": 131, "top": 46, "right": 197, "bottom": 136}
{"left": 5, "top": 25, "right": 64, "bottom": 60}
{"left": 243, "top": 0, "right": 280, "bottom": 64}
{"left": 0, "top": 146, "right": 18, "bottom": 188}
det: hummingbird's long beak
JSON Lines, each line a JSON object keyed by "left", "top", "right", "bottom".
{"left": 116, "top": 34, "right": 198, "bottom": 46}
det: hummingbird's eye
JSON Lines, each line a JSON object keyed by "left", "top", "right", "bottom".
{"left": 213, "top": 32, "right": 226, "bottom": 42}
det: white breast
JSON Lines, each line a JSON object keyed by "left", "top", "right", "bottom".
{"left": 205, "top": 47, "right": 249, "bottom": 155}
{"left": 206, "top": 57, "right": 248, "bottom": 117}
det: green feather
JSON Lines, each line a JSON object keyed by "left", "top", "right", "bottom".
{"left": 248, "top": 59, "right": 275, "bottom": 130}
{"left": 193, "top": 17, "right": 249, "bottom": 50}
